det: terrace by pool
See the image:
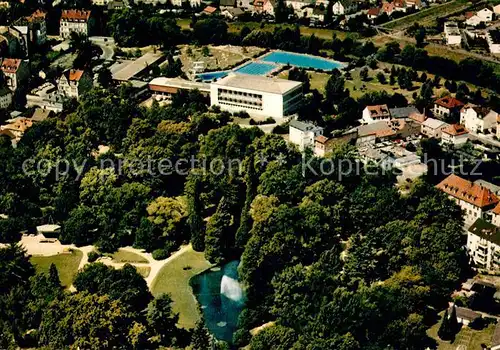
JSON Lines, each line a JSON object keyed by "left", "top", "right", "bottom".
{"left": 261, "top": 51, "right": 342, "bottom": 71}
{"left": 196, "top": 71, "right": 228, "bottom": 82}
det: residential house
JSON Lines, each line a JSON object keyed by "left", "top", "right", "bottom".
{"left": 448, "top": 304, "right": 481, "bottom": 326}
{"left": 0, "top": 87, "right": 12, "bottom": 109}
{"left": 466, "top": 8, "right": 494, "bottom": 27}
{"left": 441, "top": 124, "right": 469, "bottom": 147}
{"left": 352, "top": 119, "right": 420, "bottom": 147}
{"left": 467, "top": 218, "right": 500, "bottom": 270}
{"left": 420, "top": 118, "right": 448, "bottom": 138}
{"left": 24, "top": 9, "right": 47, "bottom": 46}
{"left": 26, "top": 82, "right": 64, "bottom": 113}
{"left": 487, "top": 29, "right": 500, "bottom": 54}
{"left": 393, "top": 0, "right": 407, "bottom": 12}
{"left": 460, "top": 104, "right": 498, "bottom": 134}
{"left": 361, "top": 104, "right": 391, "bottom": 124}
{"left": 311, "top": 7, "right": 327, "bottom": 23}
{"left": 286, "top": 0, "right": 315, "bottom": 12}
{"left": 59, "top": 9, "right": 92, "bottom": 39}
{"left": 433, "top": 96, "right": 465, "bottom": 121}
{"left": 332, "top": 0, "right": 356, "bottom": 15}
{"left": 289, "top": 120, "right": 324, "bottom": 151}
{"left": 57, "top": 69, "right": 92, "bottom": 100}
{"left": 254, "top": 0, "right": 275, "bottom": 16}
{"left": 0, "top": 117, "right": 32, "bottom": 142}
{"left": 314, "top": 131, "right": 357, "bottom": 157}
{"left": 222, "top": 7, "right": 245, "bottom": 19}
{"left": 367, "top": 7, "right": 381, "bottom": 20}
{"left": 190, "top": 0, "right": 202, "bottom": 7}
{"left": 382, "top": 2, "right": 395, "bottom": 16}
{"left": 436, "top": 174, "right": 499, "bottom": 225}
{"left": 1, "top": 58, "right": 29, "bottom": 91}
{"left": 406, "top": 0, "right": 423, "bottom": 10}
{"left": 444, "top": 22, "right": 461, "bottom": 45}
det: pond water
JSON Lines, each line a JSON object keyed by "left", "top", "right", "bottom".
{"left": 190, "top": 260, "right": 245, "bottom": 343}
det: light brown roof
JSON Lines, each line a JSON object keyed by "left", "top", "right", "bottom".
{"left": 1, "top": 58, "right": 21, "bottom": 74}
{"left": 203, "top": 6, "right": 218, "bottom": 13}
{"left": 315, "top": 135, "right": 329, "bottom": 144}
{"left": 382, "top": 1, "right": 394, "bottom": 12}
{"left": 435, "top": 96, "right": 465, "bottom": 109}
{"left": 2, "top": 118, "right": 32, "bottom": 133}
{"left": 366, "top": 104, "right": 390, "bottom": 119}
{"left": 367, "top": 7, "right": 381, "bottom": 15}
{"left": 443, "top": 124, "right": 468, "bottom": 136}
{"left": 61, "top": 9, "right": 91, "bottom": 22}
{"left": 437, "top": 174, "right": 499, "bottom": 208}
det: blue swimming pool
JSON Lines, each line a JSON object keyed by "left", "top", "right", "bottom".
{"left": 261, "top": 51, "right": 343, "bottom": 71}
{"left": 234, "top": 61, "right": 277, "bottom": 75}
{"left": 196, "top": 71, "right": 228, "bottom": 82}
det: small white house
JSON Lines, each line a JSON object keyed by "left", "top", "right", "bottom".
{"left": 460, "top": 104, "right": 498, "bottom": 134}
{"left": 361, "top": 105, "right": 391, "bottom": 124}
{"left": 466, "top": 8, "right": 493, "bottom": 26}
{"left": 332, "top": 0, "right": 356, "bottom": 15}
{"left": 421, "top": 118, "right": 449, "bottom": 139}
{"left": 289, "top": 120, "right": 324, "bottom": 151}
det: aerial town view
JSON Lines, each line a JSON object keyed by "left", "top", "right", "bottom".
{"left": 4, "top": 0, "right": 500, "bottom": 349}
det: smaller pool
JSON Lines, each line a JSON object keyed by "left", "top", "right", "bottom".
{"left": 234, "top": 61, "right": 277, "bottom": 75}
{"left": 196, "top": 71, "right": 228, "bottom": 82}
{"left": 262, "top": 51, "right": 342, "bottom": 71}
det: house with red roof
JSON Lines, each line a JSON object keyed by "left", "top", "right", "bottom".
{"left": 367, "top": 7, "right": 381, "bottom": 20}
{"left": 202, "top": 5, "right": 219, "bottom": 15}
{"left": 57, "top": 69, "right": 91, "bottom": 100}
{"left": 60, "top": 9, "right": 92, "bottom": 39}
{"left": 433, "top": 96, "right": 465, "bottom": 121}
{"left": 436, "top": 174, "right": 499, "bottom": 224}
{"left": 1, "top": 58, "right": 29, "bottom": 91}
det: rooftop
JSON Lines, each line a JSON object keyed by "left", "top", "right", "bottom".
{"left": 62, "top": 69, "right": 85, "bottom": 82}
{"left": 111, "top": 52, "right": 164, "bottom": 81}
{"left": 213, "top": 73, "right": 302, "bottom": 94}
{"left": 389, "top": 106, "right": 420, "bottom": 119}
{"left": 1, "top": 58, "right": 21, "bottom": 74}
{"left": 289, "top": 119, "right": 323, "bottom": 132}
{"left": 61, "top": 9, "right": 91, "bottom": 22}
{"left": 442, "top": 124, "right": 468, "bottom": 136}
{"left": 365, "top": 104, "right": 390, "bottom": 118}
{"left": 448, "top": 305, "right": 481, "bottom": 321}
{"left": 149, "top": 77, "right": 210, "bottom": 92}
{"left": 422, "top": 117, "right": 447, "bottom": 129}
{"left": 435, "top": 96, "right": 464, "bottom": 109}
{"left": 468, "top": 218, "right": 500, "bottom": 246}
{"left": 436, "top": 174, "right": 499, "bottom": 208}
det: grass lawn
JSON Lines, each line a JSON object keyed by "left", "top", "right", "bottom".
{"left": 111, "top": 250, "right": 148, "bottom": 263}
{"left": 30, "top": 249, "right": 83, "bottom": 287}
{"left": 382, "top": 0, "right": 470, "bottom": 30}
{"left": 135, "top": 266, "right": 151, "bottom": 278}
{"left": 427, "top": 312, "right": 496, "bottom": 349}
{"left": 151, "top": 246, "right": 212, "bottom": 329}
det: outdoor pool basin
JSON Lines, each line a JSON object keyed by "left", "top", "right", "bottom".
{"left": 196, "top": 70, "right": 229, "bottom": 82}
{"left": 233, "top": 61, "right": 277, "bottom": 75}
{"left": 261, "top": 51, "right": 343, "bottom": 71}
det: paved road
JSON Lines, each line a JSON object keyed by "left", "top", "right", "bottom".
{"left": 89, "top": 36, "right": 115, "bottom": 61}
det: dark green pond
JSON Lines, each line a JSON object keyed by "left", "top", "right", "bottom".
{"left": 190, "top": 260, "right": 245, "bottom": 343}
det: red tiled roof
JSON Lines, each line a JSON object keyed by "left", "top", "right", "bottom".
{"left": 368, "top": 7, "right": 381, "bottom": 16}
{"left": 1, "top": 58, "right": 21, "bottom": 74}
{"left": 443, "top": 124, "right": 468, "bottom": 136}
{"left": 315, "top": 135, "right": 329, "bottom": 143}
{"left": 435, "top": 96, "right": 465, "bottom": 109}
{"left": 61, "top": 9, "right": 91, "bottom": 22}
{"left": 382, "top": 2, "right": 394, "bottom": 12}
{"left": 436, "top": 174, "right": 499, "bottom": 208}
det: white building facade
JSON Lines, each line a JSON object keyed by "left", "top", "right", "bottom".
{"left": 460, "top": 104, "right": 498, "bottom": 134}
{"left": 467, "top": 218, "right": 500, "bottom": 270}
{"left": 210, "top": 74, "right": 303, "bottom": 119}
{"left": 289, "top": 120, "right": 324, "bottom": 151}
{"left": 60, "top": 10, "right": 91, "bottom": 39}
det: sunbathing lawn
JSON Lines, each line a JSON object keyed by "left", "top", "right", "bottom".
{"left": 151, "top": 246, "right": 212, "bottom": 329}
{"left": 30, "top": 249, "right": 83, "bottom": 287}
{"left": 111, "top": 250, "right": 148, "bottom": 263}
{"left": 135, "top": 266, "right": 151, "bottom": 278}
{"left": 427, "top": 311, "right": 496, "bottom": 350}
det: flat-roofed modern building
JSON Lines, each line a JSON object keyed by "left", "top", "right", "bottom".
{"left": 149, "top": 77, "right": 210, "bottom": 98}
{"left": 210, "top": 73, "right": 303, "bottom": 119}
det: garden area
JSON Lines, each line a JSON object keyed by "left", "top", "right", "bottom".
{"left": 30, "top": 249, "right": 83, "bottom": 287}
{"left": 151, "top": 246, "right": 212, "bottom": 329}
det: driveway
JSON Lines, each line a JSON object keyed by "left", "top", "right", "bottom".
{"left": 89, "top": 36, "right": 116, "bottom": 61}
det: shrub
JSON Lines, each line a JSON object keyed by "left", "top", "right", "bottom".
{"left": 152, "top": 249, "right": 170, "bottom": 260}
{"left": 87, "top": 251, "right": 100, "bottom": 263}
{"left": 272, "top": 124, "right": 288, "bottom": 134}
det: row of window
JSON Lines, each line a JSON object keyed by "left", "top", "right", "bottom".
{"left": 218, "top": 88, "right": 262, "bottom": 100}
{"left": 218, "top": 101, "right": 263, "bottom": 111}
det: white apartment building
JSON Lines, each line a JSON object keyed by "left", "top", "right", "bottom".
{"left": 289, "top": 120, "right": 324, "bottom": 151}
{"left": 0, "top": 87, "right": 12, "bottom": 109}
{"left": 60, "top": 9, "right": 91, "bottom": 39}
{"left": 460, "top": 104, "right": 498, "bottom": 134}
{"left": 436, "top": 174, "right": 499, "bottom": 225}
{"left": 444, "top": 22, "right": 461, "bottom": 45}
{"left": 210, "top": 73, "right": 303, "bottom": 119}
{"left": 421, "top": 118, "right": 449, "bottom": 139}
{"left": 467, "top": 218, "right": 500, "bottom": 270}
